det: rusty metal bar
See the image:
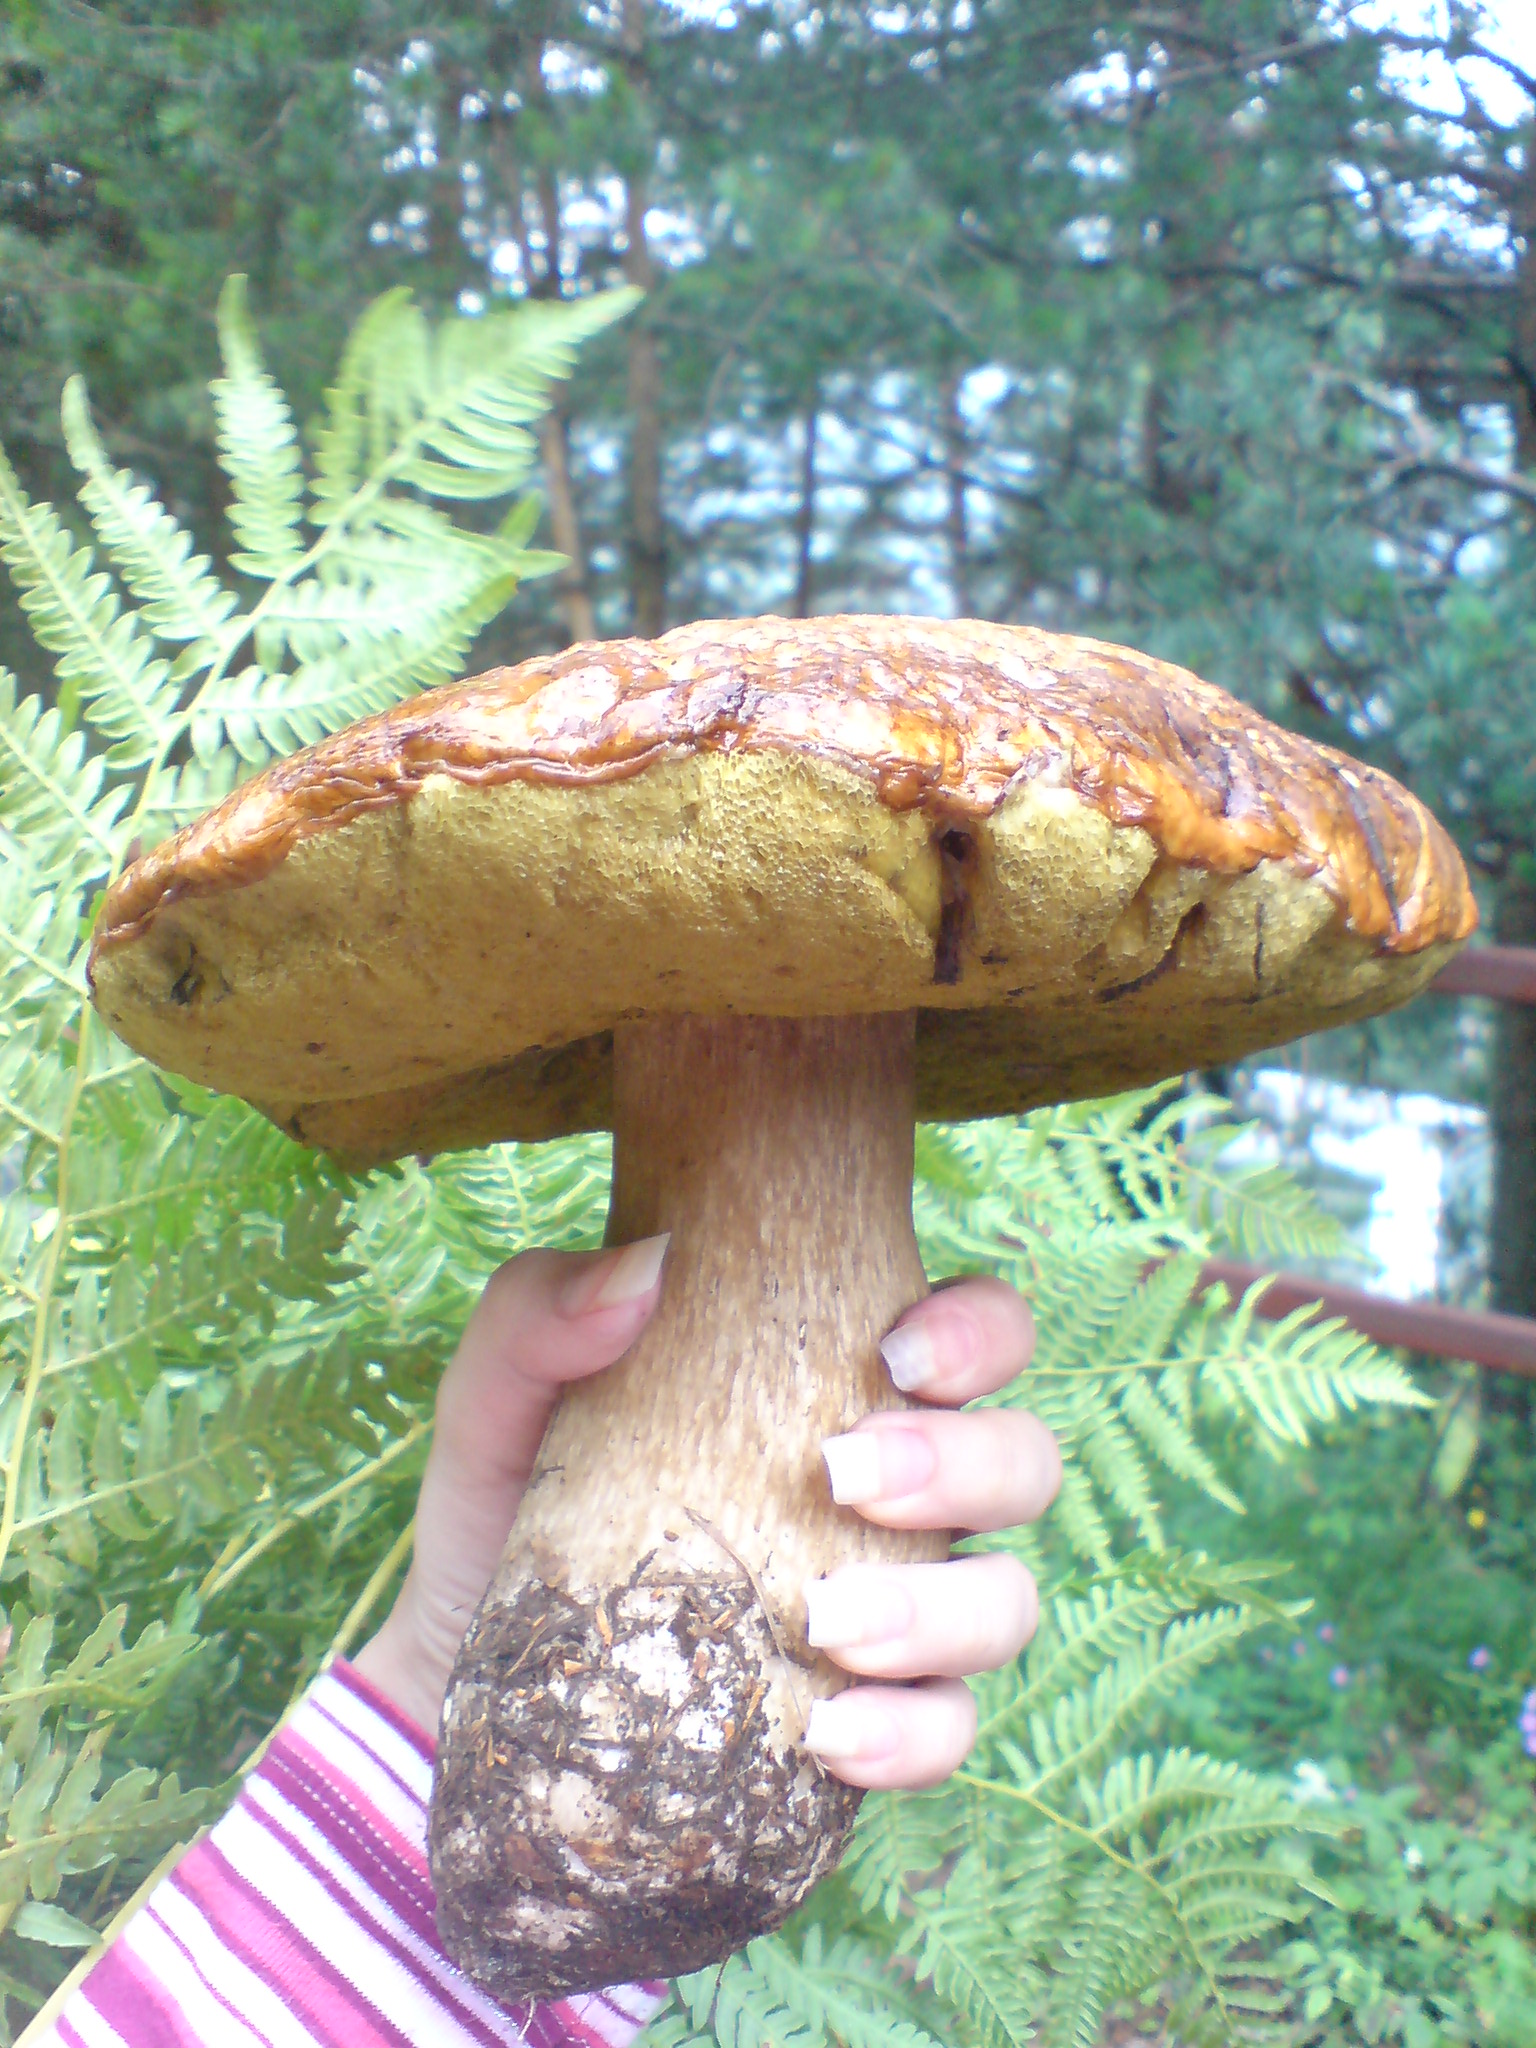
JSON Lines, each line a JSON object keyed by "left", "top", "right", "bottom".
{"left": 1428, "top": 945, "right": 1536, "bottom": 1005}
{"left": 1198, "top": 1257, "right": 1536, "bottom": 1379}
{"left": 1197, "top": 946, "right": 1536, "bottom": 1373}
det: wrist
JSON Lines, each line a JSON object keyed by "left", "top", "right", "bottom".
{"left": 352, "top": 1582, "right": 452, "bottom": 1739}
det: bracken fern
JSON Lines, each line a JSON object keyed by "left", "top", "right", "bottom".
{"left": 0, "top": 280, "right": 1424, "bottom": 2043}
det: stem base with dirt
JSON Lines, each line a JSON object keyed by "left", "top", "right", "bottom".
{"left": 430, "top": 1012, "right": 947, "bottom": 2001}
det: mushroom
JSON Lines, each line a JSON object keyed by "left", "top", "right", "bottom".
{"left": 89, "top": 615, "right": 1474, "bottom": 2002}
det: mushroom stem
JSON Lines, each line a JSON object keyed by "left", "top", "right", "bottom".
{"left": 430, "top": 1011, "right": 949, "bottom": 2002}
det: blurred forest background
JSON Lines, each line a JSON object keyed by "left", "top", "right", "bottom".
{"left": 4, "top": 0, "right": 1536, "bottom": 1316}
{"left": 6, "top": 5, "right": 1536, "bottom": 2042}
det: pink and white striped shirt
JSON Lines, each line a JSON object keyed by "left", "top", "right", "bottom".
{"left": 32, "top": 1661, "right": 665, "bottom": 2048}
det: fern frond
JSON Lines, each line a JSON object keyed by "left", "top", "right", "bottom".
{"left": 917, "top": 1101, "right": 1425, "bottom": 1561}
{"left": 1045, "top": 1459, "right": 1115, "bottom": 1568}
{"left": 1008, "top": 1608, "right": 1257, "bottom": 1808}
{"left": 1198, "top": 1287, "right": 1431, "bottom": 1448}
{"left": 712, "top": 1928, "right": 954, "bottom": 2048}
{"left": 311, "top": 286, "right": 639, "bottom": 525}
{"left": 0, "top": 861, "right": 85, "bottom": 1062}
{"left": 843, "top": 1785, "right": 959, "bottom": 1922}
{"left": 895, "top": 1852, "right": 1042, "bottom": 2048}
{"left": 1007, "top": 1570, "right": 1230, "bottom": 1730}
{"left": 137, "top": 754, "right": 246, "bottom": 843}
{"left": 1038, "top": 1863, "right": 1129, "bottom": 2048}
{"left": 211, "top": 274, "right": 307, "bottom": 578}
{"left": 1178, "top": 1110, "right": 1359, "bottom": 1267}
{"left": 0, "top": 1721, "right": 213, "bottom": 1911}
{"left": 60, "top": 380, "right": 238, "bottom": 660}
{"left": 663, "top": 1933, "right": 950, "bottom": 2048}
{"left": 670, "top": 1948, "right": 820, "bottom": 2048}
{"left": 0, "top": 1036, "right": 76, "bottom": 1152}
{"left": 1119, "top": 1375, "right": 1238, "bottom": 1511}
{"left": 0, "top": 447, "right": 179, "bottom": 767}
{"left": 1084, "top": 1750, "right": 1299, "bottom": 1854}
{"left": 1, "top": 1609, "right": 199, "bottom": 1751}
{"left": 423, "top": 1136, "right": 612, "bottom": 1279}
{"left": 0, "top": 670, "right": 126, "bottom": 873}
{"left": 197, "top": 518, "right": 538, "bottom": 761}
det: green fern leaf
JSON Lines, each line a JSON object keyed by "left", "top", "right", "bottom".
{"left": 745, "top": 1929, "right": 951, "bottom": 2048}
{"left": 673, "top": 1950, "right": 821, "bottom": 2048}
{"left": 1012, "top": 1608, "right": 1257, "bottom": 1807}
{"left": 1038, "top": 1864, "right": 1127, "bottom": 2048}
{"left": 211, "top": 274, "right": 307, "bottom": 578}
{"left": 311, "top": 286, "right": 639, "bottom": 524}
{"left": 0, "top": 669, "right": 127, "bottom": 874}
{"left": 844, "top": 1785, "right": 958, "bottom": 1921}
{"left": 1, "top": 1609, "right": 199, "bottom": 1756}
{"left": 0, "top": 1724, "right": 214, "bottom": 1911}
{"left": 895, "top": 1852, "right": 1042, "bottom": 2048}
{"left": 0, "top": 448, "right": 180, "bottom": 767}
{"left": 60, "top": 380, "right": 239, "bottom": 661}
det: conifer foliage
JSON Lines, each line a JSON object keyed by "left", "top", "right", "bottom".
{"left": 0, "top": 283, "right": 1426, "bottom": 2042}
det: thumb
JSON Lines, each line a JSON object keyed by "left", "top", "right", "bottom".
{"left": 432, "top": 1236, "right": 672, "bottom": 1491}
{"left": 355, "top": 1237, "right": 668, "bottom": 1730}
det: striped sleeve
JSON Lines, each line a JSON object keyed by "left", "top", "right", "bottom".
{"left": 34, "top": 1660, "right": 666, "bottom": 2048}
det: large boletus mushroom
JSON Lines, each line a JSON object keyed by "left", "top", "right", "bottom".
{"left": 90, "top": 615, "right": 1474, "bottom": 2002}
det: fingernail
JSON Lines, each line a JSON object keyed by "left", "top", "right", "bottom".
{"left": 804, "top": 1572, "right": 913, "bottom": 1650}
{"left": 820, "top": 1432, "right": 882, "bottom": 1504}
{"left": 563, "top": 1234, "right": 670, "bottom": 1314}
{"left": 803, "top": 1693, "right": 901, "bottom": 1763}
{"left": 821, "top": 1428, "right": 935, "bottom": 1505}
{"left": 880, "top": 1320, "right": 940, "bottom": 1393}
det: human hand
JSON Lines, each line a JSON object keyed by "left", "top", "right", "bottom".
{"left": 354, "top": 1239, "right": 672, "bottom": 1732}
{"left": 354, "top": 1247, "right": 1058, "bottom": 1790}
{"left": 800, "top": 1277, "right": 1055, "bottom": 1786}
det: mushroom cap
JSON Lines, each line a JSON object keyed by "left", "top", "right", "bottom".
{"left": 89, "top": 615, "right": 1475, "bottom": 1162}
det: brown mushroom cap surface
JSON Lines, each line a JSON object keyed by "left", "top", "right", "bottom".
{"left": 90, "top": 613, "right": 1474, "bottom": 1159}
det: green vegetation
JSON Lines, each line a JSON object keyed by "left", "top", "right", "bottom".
{"left": 4, "top": 3, "right": 1536, "bottom": 2039}
{"left": 6, "top": 0, "right": 1535, "bottom": 1306}
{"left": 0, "top": 283, "right": 1488, "bottom": 2046}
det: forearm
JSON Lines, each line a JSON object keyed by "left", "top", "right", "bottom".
{"left": 27, "top": 1660, "right": 664, "bottom": 2048}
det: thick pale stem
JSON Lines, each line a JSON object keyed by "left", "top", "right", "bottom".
{"left": 431, "top": 1013, "right": 946, "bottom": 2001}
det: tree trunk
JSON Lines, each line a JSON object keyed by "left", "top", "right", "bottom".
{"left": 624, "top": 174, "right": 666, "bottom": 637}
{"left": 793, "top": 403, "right": 818, "bottom": 617}
{"left": 1511, "top": 136, "right": 1536, "bottom": 476}
{"left": 508, "top": 53, "right": 597, "bottom": 647}
{"left": 535, "top": 158, "right": 596, "bottom": 644}
{"left": 622, "top": 0, "right": 666, "bottom": 638}
{"left": 539, "top": 409, "right": 598, "bottom": 645}
{"left": 1489, "top": 871, "right": 1536, "bottom": 1318}
{"left": 1487, "top": 140, "right": 1536, "bottom": 1326}
{"left": 942, "top": 375, "right": 972, "bottom": 617}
